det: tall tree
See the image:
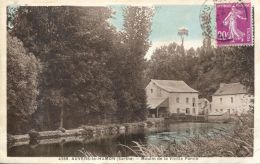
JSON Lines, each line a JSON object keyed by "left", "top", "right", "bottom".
{"left": 111, "top": 6, "right": 153, "bottom": 122}
{"left": 7, "top": 34, "right": 41, "bottom": 134}
{"left": 177, "top": 27, "right": 188, "bottom": 55}
{"left": 200, "top": 5, "right": 213, "bottom": 52}
{"left": 12, "top": 7, "right": 118, "bottom": 130}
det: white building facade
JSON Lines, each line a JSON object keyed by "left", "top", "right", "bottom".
{"left": 211, "top": 83, "right": 254, "bottom": 115}
{"left": 146, "top": 79, "right": 199, "bottom": 117}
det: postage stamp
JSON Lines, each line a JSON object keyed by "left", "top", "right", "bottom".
{"left": 216, "top": 2, "right": 253, "bottom": 46}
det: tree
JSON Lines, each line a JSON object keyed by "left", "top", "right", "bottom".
{"left": 146, "top": 42, "right": 195, "bottom": 84}
{"left": 7, "top": 34, "right": 41, "bottom": 134}
{"left": 199, "top": 5, "right": 213, "bottom": 52}
{"left": 11, "top": 7, "right": 118, "bottom": 130}
{"left": 111, "top": 6, "right": 153, "bottom": 122}
{"left": 7, "top": 6, "right": 18, "bottom": 31}
{"left": 177, "top": 27, "right": 188, "bottom": 54}
{"left": 146, "top": 42, "right": 254, "bottom": 101}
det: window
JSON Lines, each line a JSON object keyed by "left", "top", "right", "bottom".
{"left": 177, "top": 108, "right": 180, "bottom": 113}
{"left": 193, "top": 108, "right": 196, "bottom": 114}
{"left": 176, "top": 97, "right": 180, "bottom": 103}
{"left": 186, "top": 97, "right": 189, "bottom": 103}
{"left": 220, "top": 98, "right": 222, "bottom": 103}
{"left": 151, "top": 89, "right": 153, "bottom": 93}
{"left": 186, "top": 108, "right": 190, "bottom": 114}
{"left": 192, "top": 98, "right": 196, "bottom": 107}
{"left": 231, "top": 97, "right": 233, "bottom": 103}
{"left": 216, "top": 109, "right": 218, "bottom": 112}
{"left": 220, "top": 109, "right": 223, "bottom": 112}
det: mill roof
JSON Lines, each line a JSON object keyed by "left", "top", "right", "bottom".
{"left": 149, "top": 79, "right": 198, "bottom": 93}
{"left": 147, "top": 97, "right": 169, "bottom": 109}
{"left": 213, "top": 83, "right": 248, "bottom": 96}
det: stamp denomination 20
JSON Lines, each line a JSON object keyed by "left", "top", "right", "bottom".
{"left": 216, "top": 2, "right": 253, "bottom": 46}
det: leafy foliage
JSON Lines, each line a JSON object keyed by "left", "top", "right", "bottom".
{"left": 7, "top": 34, "right": 41, "bottom": 134}
{"left": 110, "top": 7, "right": 153, "bottom": 122}
{"left": 12, "top": 7, "right": 119, "bottom": 130}
{"left": 146, "top": 44, "right": 254, "bottom": 100}
{"left": 8, "top": 6, "right": 153, "bottom": 133}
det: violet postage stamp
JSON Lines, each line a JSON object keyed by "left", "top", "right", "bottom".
{"left": 0, "top": 0, "right": 259, "bottom": 163}
{"left": 216, "top": 2, "right": 253, "bottom": 46}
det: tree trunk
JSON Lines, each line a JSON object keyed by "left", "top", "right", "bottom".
{"left": 60, "top": 108, "right": 63, "bottom": 128}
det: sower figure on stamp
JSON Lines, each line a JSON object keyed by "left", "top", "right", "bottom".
{"left": 223, "top": 5, "right": 247, "bottom": 42}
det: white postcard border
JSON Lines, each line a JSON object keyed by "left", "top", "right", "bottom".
{"left": 0, "top": 0, "right": 259, "bottom": 163}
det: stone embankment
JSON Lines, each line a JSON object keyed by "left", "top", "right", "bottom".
{"left": 8, "top": 119, "right": 164, "bottom": 147}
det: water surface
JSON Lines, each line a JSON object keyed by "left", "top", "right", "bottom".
{"left": 8, "top": 122, "right": 234, "bottom": 157}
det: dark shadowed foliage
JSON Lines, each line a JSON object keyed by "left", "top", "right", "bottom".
{"left": 7, "top": 34, "right": 41, "bottom": 134}
{"left": 11, "top": 6, "right": 118, "bottom": 130}
{"left": 146, "top": 44, "right": 254, "bottom": 101}
{"left": 8, "top": 6, "right": 153, "bottom": 134}
{"left": 110, "top": 6, "right": 153, "bottom": 122}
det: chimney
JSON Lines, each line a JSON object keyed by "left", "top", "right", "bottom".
{"left": 220, "top": 83, "right": 225, "bottom": 88}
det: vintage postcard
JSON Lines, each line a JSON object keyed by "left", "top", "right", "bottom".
{"left": 0, "top": 0, "right": 259, "bottom": 163}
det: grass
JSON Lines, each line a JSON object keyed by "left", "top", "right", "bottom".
{"left": 121, "top": 111, "right": 254, "bottom": 157}
{"left": 79, "top": 110, "right": 253, "bottom": 157}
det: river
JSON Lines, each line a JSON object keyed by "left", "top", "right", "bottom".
{"left": 8, "top": 122, "right": 234, "bottom": 157}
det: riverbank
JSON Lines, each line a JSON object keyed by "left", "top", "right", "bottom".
{"left": 8, "top": 122, "right": 234, "bottom": 157}
{"left": 121, "top": 113, "right": 253, "bottom": 157}
{"left": 8, "top": 116, "right": 233, "bottom": 148}
{"left": 8, "top": 119, "right": 165, "bottom": 148}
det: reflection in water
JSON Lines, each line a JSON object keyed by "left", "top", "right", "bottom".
{"left": 8, "top": 123, "right": 234, "bottom": 157}
{"left": 146, "top": 122, "right": 234, "bottom": 147}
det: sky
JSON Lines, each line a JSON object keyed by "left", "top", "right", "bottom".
{"left": 110, "top": 5, "right": 204, "bottom": 59}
